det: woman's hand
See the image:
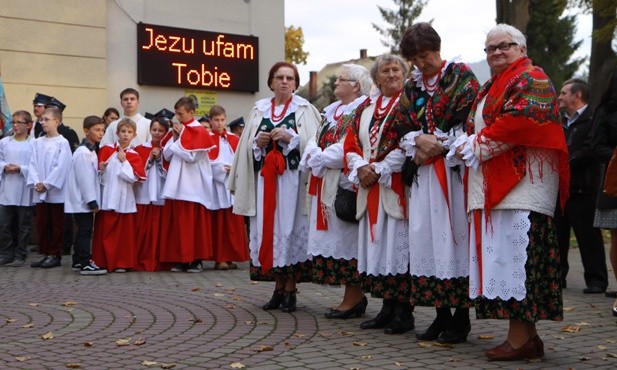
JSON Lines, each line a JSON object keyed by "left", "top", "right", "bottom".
{"left": 271, "top": 127, "right": 292, "bottom": 143}
{"left": 415, "top": 134, "right": 446, "bottom": 157}
{"left": 358, "top": 164, "right": 380, "bottom": 188}
{"left": 255, "top": 131, "right": 271, "bottom": 149}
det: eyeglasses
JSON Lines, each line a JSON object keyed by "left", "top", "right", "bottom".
{"left": 484, "top": 42, "right": 518, "bottom": 54}
{"left": 12, "top": 120, "right": 30, "bottom": 125}
{"left": 337, "top": 77, "right": 357, "bottom": 83}
{"left": 41, "top": 117, "right": 57, "bottom": 122}
{"left": 274, "top": 75, "right": 295, "bottom": 81}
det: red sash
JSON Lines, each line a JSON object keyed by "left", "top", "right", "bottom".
{"left": 208, "top": 131, "right": 239, "bottom": 160}
{"left": 307, "top": 175, "right": 328, "bottom": 230}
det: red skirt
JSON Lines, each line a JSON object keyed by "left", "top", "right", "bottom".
{"left": 211, "top": 207, "right": 249, "bottom": 262}
{"left": 159, "top": 199, "right": 213, "bottom": 263}
{"left": 135, "top": 204, "right": 168, "bottom": 272}
{"left": 92, "top": 211, "right": 137, "bottom": 271}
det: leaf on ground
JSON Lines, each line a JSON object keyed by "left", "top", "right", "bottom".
{"left": 189, "top": 318, "right": 202, "bottom": 323}
{"left": 230, "top": 362, "right": 246, "bottom": 369}
{"left": 477, "top": 335, "right": 496, "bottom": 340}
{"left": 141, "top": 360, "right": 158, "bottom": 366}
{"left": 226, "top": 304, "right": 236, "bottom": 309}
{"left": 528, "top": 357, "right": 543, "bottom": 363}
{"left": 284, "top": 341, "right": 291, "bottom": 347}
{"left": 115, "top": 338, "right": 131, "bottom": 346}
{"left": 598, "top": 345, "right": 607, "bottom": 350}
{"left": 256, "top": 345, "right": 274, "bottom": 352}
{"left": 42, "top": 331, "right": 54, "bottom": 340}
{"left": 62, "top": 301, "right": 79, "bottom": 306}
{"left": 561, "top": 325, "right": 581, "bottom": 333}
{"left": 579, "top": 356, "right": 592, "bottom": 361}
{"left": 28, "top": 303, "right": 39, "bottom": 307}
{"left": 225, "top": 288, "right": 237, "bottom": 292}
{"left": 66, "top": 364, "right": 81, "bottom": 368}
{"left": 15, "top": 356, "right": 30, "bottom": 362}
{"left": 244, "top": 320, "right": 254, "bottom": 325}
{"left": 563, "top": 306, "right": 575, "bottom": 312}
{"left": 606, "top": 339, "right": 616, "bottom": 344}
{"left": 607, "top": 352, "right": 617, "bottom": 358}
{"left": 575, "top": 322, "right": 590, "bottom": 326}
{"left": 553, "top": 335, "right": 565, "bottom": 340}
{"left": 394, "top": 362, "right": 404, "bottom": 367}
{"left": 293, "top": 333, "right": 306, "bottom": 338}
{"left": 6, "top": 318, "right": 16, "bottom": 323}
{"left": 418, "top": 341, "right": 433, "bottom": 348}
{"left": 339, "top": 331, "right": 354, "bottom": 336}
{"left": 448, "top": 357, "right": 462, "bottom": 362}
{"left": 214, "top": 293, "right": 225, "bottom": 297}
{"left": 433, "top": 342, "right": 454, "bottom": 349}
{"left": 191, "top": 288, "right": 201, "bottom": 292}
{"left": 133, "top": 339, "right": 146, "bottom": 346}
{"left": 319, "top": 332, "right": 332, "bottom": 337}
{"left": 360, "top": 355, "right": 372, "bottom": 360}
{"left": 21, "top": 323, "right": 34, "bottom": 328}
{"left": 353, "top": 342, "right": 368, "bottom": 346}
{"left": 214, "top": 283, "right": 223, "bottom": 287}
{"left": 84, "top": 341, "right": 94, "bottom": 347}
{"left": 160, "top": 363, "right": 176, "bottom": 369}
{"left": 231, "top": 296, "right": 242, "bottom": 301}
{"left": 250, "top": 281, "right": 258, "bottom": 285}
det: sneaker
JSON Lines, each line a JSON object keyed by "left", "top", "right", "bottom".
{"left": 40, "top": 255, "right": 61, "bottom": 268}
{"left": 31, "top": 255, "right": 49, "bottom": 268}
{"left": 187, "top": 261, "right": 203, "bottom": 273}
{"left": 8, "top": 259, "right": 25, "bottom": 267}
{"left": 71, "top": 263, "right": 82, "bottom": 271}
{"left": 80, "top": 261, "right": 107, "bottom": 276}
{"left": 114, "top": 268, "right": 127, "bottom": 273}
{"left": 170, "top": 263, "right": 186, "bottom": 272}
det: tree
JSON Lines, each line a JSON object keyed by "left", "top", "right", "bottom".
{"left": 285, "top": 26, "right": 309, "bottom": 65}
{"left": 372, "top": 0, "right": 428, "bottom": 54}
{"left": 526, "top": 0, "right": 584, "bottom": 89}
{"left": 496, "top": 0, "right": 530, "bottom": 32}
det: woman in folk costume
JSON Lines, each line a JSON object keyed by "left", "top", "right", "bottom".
{"left": 228, "top": 62, "right": 320, "bottom": 313}
{"left": 133, "top": 116, "right": 170, "bottom": 271}
{"left": 343, "top": 54, "right": 413, "bottom": 334}
{"left": 207, "top": 104, "right": 248, "bottom": 271}
{"left": 453, "top": 24, "right": 569, "bottom": 361}
{"left": 161, "top": 97, "right": 216, "bottom": 273}
{"left": 396, "top": 23, "right": 479, "bottom": 344}
{"left": 300, "top": 64, "right": 373, "bottom": 318}
{"left": 93, "top": 119, "right": 146, "bottom": 272}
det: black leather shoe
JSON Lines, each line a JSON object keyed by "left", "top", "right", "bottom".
{"left": 325, "top": 296, "right": 368, "bottom": 319}
{"left": 437, "top": 322, "right": 471, "bottom": 344}
{"left": 262, "top": 289, "right": 285, "bottom": 310}
{"left": 31, "top": 256, "right": 49, "bottom": 268}
{"left": 281, "top": 290, "right": 297, "bottom": 313}
{"left": 360, "top": 299, "right": 395, "bottom": 329}
{"left": 384, "top": 301, "right": 415, "bottom": 335}
{"left": 40, "top": 255, "right": 61, "bottom": 268}
{"left": 416, "top": 318, "right": 448, "bottom": 341}
{"left": 583, "top": 286, "right": 606, "bottom": 294}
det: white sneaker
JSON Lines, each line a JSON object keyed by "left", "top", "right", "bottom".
{"left": 80, "top": 261, "right": 108, "bottom": 276}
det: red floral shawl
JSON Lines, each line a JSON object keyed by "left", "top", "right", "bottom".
{"left": 466, "top": 57, "right": 569, "bottom": 213}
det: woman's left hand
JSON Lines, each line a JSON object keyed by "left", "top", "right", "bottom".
{"left": 271, "top": 127, "right": 292, "bottom": 143}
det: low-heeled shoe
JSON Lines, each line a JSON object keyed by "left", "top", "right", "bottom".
{"left": 325, "top": 296, "right": 368, "bottom": 319}
{"left": 437, "top": 323, "right": 471, "bottom": 344}
{"left": 485, "top": 338, "right": 542, "bottom": 361}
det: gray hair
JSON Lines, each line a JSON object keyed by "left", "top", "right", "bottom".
{"left": 486, "top": 23, "right": 527, "bottom": 51}
{"left": 342, "top": 64, "right": 373, "bottom": 96}
{"left": 369, "top": 54, "right": 409, "bottom": 86}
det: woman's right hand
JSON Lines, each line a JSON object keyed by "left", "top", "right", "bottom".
{"left": 416, "top": 134, "right": 445, "bottom": 157}
{"left": 255, "top": 131, "right": 271, "bottom": 149}
{"left": 358, "top": 164, "right": 379, "bottom": 188}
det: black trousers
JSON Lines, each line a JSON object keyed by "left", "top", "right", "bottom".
{"left": 554, "top": 193, "right": 608, "bottom": 289}
{"left": 73, "top": 212, "right": 94, "bottom": 266}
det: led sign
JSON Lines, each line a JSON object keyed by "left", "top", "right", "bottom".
{"left": 137, "top": 22, "right": 259, "bottom": 92}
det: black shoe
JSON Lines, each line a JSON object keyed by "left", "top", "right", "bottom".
{"left": 262, "top": 289, "right": 285, "bottom": 310}
{"left": 612, "top": 305, "right": 617, "bottom": 317}
{"left": 40, "top": 255, "right": 61, "bottom": 268}
{"left": 281, "top": 290, "right": 297, "bottom": 313}
{"left": 583, "top": 286, "right": 606, "bottom": 294}
{"left": 325, "top": 296, "right": 368, "bottom": 319}
{"left": 360, "top": 299, "right": 396, "bottom": 330}
{"left": 384, "top": 301, "right": 415, "bottom": 335}
{"left": 437, "top": 322, "right": 471, "bottom": 344}
{"left": 416, "top": 318, "right": 449, "bottom": 341}
{"left": 31, "top": 256, "right": 49, "bottom": 268}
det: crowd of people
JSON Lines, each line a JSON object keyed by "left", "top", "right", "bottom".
{"left": 0, "top": 22, "right": 616, "bottom": 362}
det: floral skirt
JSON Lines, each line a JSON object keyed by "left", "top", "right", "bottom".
{"left": 411, "top": 276, "right": 472, "bottom": 308}
{"left": 361, "top": 273, "right": 411, "bottom": 299}
{"left": 474, "top": 212, "right": 563, "bottom": 322}
{"left": 312, "top": 256, "right": 362, "bottom": 286}
{"left": 250, "top": 260, "right": 313, "bottom": 283}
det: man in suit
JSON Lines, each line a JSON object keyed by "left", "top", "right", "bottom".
{"left": 555, "top": 78, "right": 608, "bottom": 294}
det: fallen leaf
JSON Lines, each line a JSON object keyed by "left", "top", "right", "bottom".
{"left": 433, "top": 342, "right": 454, "bottom": 349}
{"left": 607, "top": 353, "right": 617, "bottom": 358}
{"left": 226, "top": 304, "right": 236, "bottom": 309}
{"left": 42, "top": 331, "right": 54, "bottom": 340}
{"left": 319, "top": 332, "right": 332, "bottom": 337}
{"left": 84, "top": 342, "right": 93, "bottom": 347}
{"left": 66, "top": 364, "right": 81, "bottom": 368}
{"left": 256, "top": 345, "right": 274, "bottom": 352}
{"left": 418, "top": 341, "right": 433, "bottom": 348}
{"left": 528, "top": 358, "right": 543, "bottom": 363}
{"left": 214, "top": 293, "right": 225, "bottom": 297}
{"left": 6, "top": 319, "right": 16, "bottom": 323}
{"left": 21, "top": 323, "right": 34, "bottom": 328}
{"left": 224, "top": 288, "right": 236, "bottom": 292}
{"left": 339, "top": 331, "right": 354, "bottom": 336}
{"left": 293, "top": 333, "right": 306, "bottom": 338}
{"left": 394, "top": 362, "right": 404, "bottom": 367}
{"left": 160, "top": 363, "right": 176, "bottom": 369}
{"left": 191, "top": 288, "right": 201, "bottom": 292}
{"left": 598, "top": 345, "right": 607, "bottom": 350}
{"left": 477, "top": 335, "right": 496, "bottom": 340}
{"left": 189, "top": 318, "right": 202, "bottom": 323}
{"left": 606, "top": 339, "right": 616, "bottom": 344}
{"left": 231, "top": 296, "right": 242, "bottom": 301}
{"left": 579, "top": 356, "right": 592, "bottom": 361}
{"left": 62, "top": 301, "right": 79, "bottom": 306}
{"left": 250, "top": 281, "right": 258, "bottom": 284}
{"left": 284, "top": 341, "right": 291, "bottom": 347}
{"left": 214, "top": 283, "right": 223, "bottom": 287}
{"left": 15, "top": 356, "right": 30, "bottom": 362}
{"left": 353, "top": 342, "right": 368, "bottom": 346}
{"left": 115, "top": 339, "right": 131, "bottom": 346}
{"left": 141, "top": 360, "right": 158, "bottom": 366}
{"left": 575, "top": 322, "right": 590, "bottom": 326}
{"left": 361, "top": 355, "right": 372, "bottom": 360}
{"left": 133, "top": 339, "right": 146, "bottom": 346}
{"left": 561, "top": 325, "right": 581, "bottom": 333}
{"left": 563, "top": 307, "right": 575, "bottom": 312}
{"left": 553, "top": 335, "right": 565, "bottom": 340}
{"left": 230, "top": 362, "right": 246, "bottom": 368}
{"left": 245, "top": 320, "right": 254, "bottom": 325}
{"left": 28, "top": 303, "right": 39, "bottom": 307}
{"left": 448, "top": 357, "right": 462, "bottom": 362}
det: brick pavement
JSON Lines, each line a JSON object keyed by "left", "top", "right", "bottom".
{"left": 0, "top": 248, "right": 615, "bottom": 370}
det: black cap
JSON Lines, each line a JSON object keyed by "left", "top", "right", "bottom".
{"left": 228, "top": 117, "right": 245, "bottom": 130}
{"left": 46, "top": 97, "right": 66, "bottom": 112}
{"left": 33, "top": 93, "right": 52, "bottom": 106}
{"left": 154, "top": 108, "right": 175, "bottom": 121}
{"left": 198, "top": 115, "right": 209, "bottom": 123}
{"left": 144, "top": 112, "right": 155, "bottom": 120}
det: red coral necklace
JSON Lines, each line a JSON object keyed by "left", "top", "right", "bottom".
{"left": 271, "top": 96, "right": 293, "bottom": 123}
{"left": 373, "top": 90, "right": 401, "bottom": 120}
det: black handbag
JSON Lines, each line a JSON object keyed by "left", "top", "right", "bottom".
{"left": 334, "top": 186, "right": 358, "bottom": 223}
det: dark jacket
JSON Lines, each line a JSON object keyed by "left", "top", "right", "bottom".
{"left": 58, "top": 123, "right": 80, "bottom": 153}
{"left": 563, "top": 106, "right": 603, "bottom": 195}
{"left": 590, "top": 101, "right": 617, "bottom": 209}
